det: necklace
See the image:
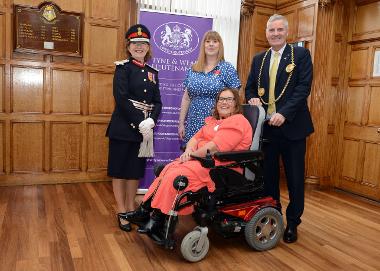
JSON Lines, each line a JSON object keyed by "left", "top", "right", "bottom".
{"left": 257, "top": 45, "right": 295, "bottom": 105}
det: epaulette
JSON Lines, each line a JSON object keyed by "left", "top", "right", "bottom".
{"left": 145, "top": 63, "right": 159, "bottom": 72}
{"left": 114, "top": 59, "right": 129, "bottom": 65}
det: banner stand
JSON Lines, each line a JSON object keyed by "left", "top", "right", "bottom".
{"left": 138, "top": 10, "right": 213, "bottom": 191}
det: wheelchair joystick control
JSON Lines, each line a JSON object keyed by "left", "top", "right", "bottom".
{"left": 173, "top": 175, "right": 189, "bottom": 191}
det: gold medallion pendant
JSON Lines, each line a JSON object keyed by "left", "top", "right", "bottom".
{"left": 286, "top": 63, "right": 295, "bottom": 73}
{"left": 258, "top": 88, "right": 265, "bottom": 97}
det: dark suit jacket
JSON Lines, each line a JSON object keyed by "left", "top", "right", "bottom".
{"left": 106, "top": 58, "right": 162, "bottom": 142}
{"left": 245, "top": 44, "right": 314, "bottom": 140}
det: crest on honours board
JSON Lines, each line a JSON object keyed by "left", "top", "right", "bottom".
{"left": 42, "top": 5, "right": 56, "bottom": 22}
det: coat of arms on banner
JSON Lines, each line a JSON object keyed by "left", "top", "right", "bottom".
{"left": 154, "top": 22, "right": 199, "bottom": 55}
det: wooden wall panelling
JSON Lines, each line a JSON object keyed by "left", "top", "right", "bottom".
{"left": 341, "top": 139, "right": 360, "bottom": 181}
{"left": 44, "top": 56, "right": 52, "bottom": 114}
{"left": 368, "top": 86, "right": 380, "bottom": 125}
{"left": 255, "top": 0, "right": 277, "bottom": 8}
{"left": 0, "top": 65, "right": 3, "bottom": 112}
{"left": 11, "top": 121, "right": 44, "bottom": 172}
{"left": 0, "top": 0, "right": 136, "bottom": 185}
{"left": 349, "top": 46, "right": 369, "bottom": 80}
{"left": 88, "top": 72, "right": 114, "bottom": 114}
{"left": 345, "top": 85, "right": 366, "bottom": 124}
{"left": 81, "top": 119, "right": 87, "bottom": 172}
{"left": 237, "top": 15, "right": 254, "bottom": 97}
{"left": 331, "top": 39, "right": 342, "bottom": 79}
{"left": 11, "top": 66, "right": 44, "bottom": 113}
{"left": 297, "top": 4, "right": 315, "bottom": 39}
{"left": 51, "top": 69, "right": 82, "bottom": 114}
{"left": 90, "top": 0, "right": 119, "bottom": 21}
{"left": 125, "top": 0, "right": 137, "bottom": 31}
{"left": 4, "top": 1, "right": 11, "bottom": 60}
{"left": 88, "top": 25, "right": 118, "bottom": 66}
{"left": 0, "top": 121, "right": 4, "bottom": 174}
{"left": 277, "top": 0, "right": 309, "bottom": 9}
{"left": 50, "top": 122, "right": 81, "bottom": 171}
{"left": 340, "top": 140, "right": 380, "bottom": 200}
{"left": 0, "top": 13, "right": 4, "bottom": 59}
{"left": 330, "top": 0, "right": 351, "bottom": 187}
{"left": 336, "top": 21, "right": 380, "bottom": 201}
{"left": 87, "top": 122, "right": 108, "bottom": 171}
{"left": 4, "top": 119, "right": 9, "bottom": 174}
{"left": 43, "top": 120, "right": 50, "bottom": 172}
{"left": 361, "top": 142, "right": 380, "bottom": 194}
{"left": 351, "top": 1, "right": 380, "bottom": 42}
{"left": 327, "top": 21, "right": 345, "bottom": 145}
{"left": 82, "top": 68, "right": 88, "bottom": 116}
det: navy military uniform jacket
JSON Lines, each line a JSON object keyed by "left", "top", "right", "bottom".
{"left": 106, "top": 58, "right": 162, "bottom": 142}
{"left": 245, "top": 44, "right": 314, "bottom": 140}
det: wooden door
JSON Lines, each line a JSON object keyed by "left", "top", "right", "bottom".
{"left": 337, "top": 42, "right": 380, "bottom": 201}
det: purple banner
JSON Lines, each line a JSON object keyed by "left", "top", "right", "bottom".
{"left": 139, "top": 10, "right": 213, "bottom": 189}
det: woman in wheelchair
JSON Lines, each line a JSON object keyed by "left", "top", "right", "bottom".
{"left": 126, "top": 88, "right": 253, "bottom": 238}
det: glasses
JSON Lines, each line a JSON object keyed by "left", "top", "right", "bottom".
{"left": 218, "top": 97, "right": 235, "bottom": 103}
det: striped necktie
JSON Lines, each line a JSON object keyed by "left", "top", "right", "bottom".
{"left": 268, "top": 52, "right": 280, "bottom": 115}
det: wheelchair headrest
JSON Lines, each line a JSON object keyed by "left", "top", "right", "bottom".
{"left": 242, "top": 104, "right": 266, "bottom": 151}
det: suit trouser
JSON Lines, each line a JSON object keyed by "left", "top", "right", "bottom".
{"left": 263, "top": 125, "right": 306, "bottom": 227}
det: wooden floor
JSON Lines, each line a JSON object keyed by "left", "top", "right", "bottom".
{"left": 0, "top": 182, "right": 379, "bottom": 271}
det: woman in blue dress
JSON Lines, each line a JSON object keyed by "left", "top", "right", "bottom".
{"left": 178, "top": 31, "right": 241, "bottom": 144}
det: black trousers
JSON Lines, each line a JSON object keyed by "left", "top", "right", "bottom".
{"left": 263, "top": 125, "right": 306, "bottom": 227}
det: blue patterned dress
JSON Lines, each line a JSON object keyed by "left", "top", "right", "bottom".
{"left": 183, "top": 61, "right": 241, "bottom": 143}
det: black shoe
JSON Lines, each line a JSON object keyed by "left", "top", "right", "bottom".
{"left": 125, "top": 205, "right": 150, "bottom": 226}
{"left": 117, "top": 213, "right": 132, "bottom": 232}
{"left": 283, "top": 225, "right": 297, "bottom": 243}
{"left": 137, "top": 209, "right": 165, "bottom": 235}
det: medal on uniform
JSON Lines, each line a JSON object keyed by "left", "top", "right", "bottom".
{"left": 258, "top": 88, "right": 265, "bottom": 97}
{"left": 286, "top": 63, "right": 295, "bottom": 73}
{"left": 148, "top": 72, "right": 156, "bottom": 84}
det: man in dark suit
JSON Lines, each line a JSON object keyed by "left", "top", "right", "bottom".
{"left": 245, "top": 14, "right": 314, "bottom": 243}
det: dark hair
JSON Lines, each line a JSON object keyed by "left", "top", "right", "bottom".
{"left": 212, "top": 88, "right": 242, "bottom": 119}
{"left": 125, "top": 41, "right": 153, "bottom": 62}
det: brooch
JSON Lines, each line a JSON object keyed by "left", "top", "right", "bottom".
{"left": 258, "top": 88, "right": 265, "bottom": 97}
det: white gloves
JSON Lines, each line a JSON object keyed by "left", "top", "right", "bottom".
{"left": 138, "top": 122, "right": 154, "bottom": 158}
{"left": 139, "top": 118, "right": 155, "bottom": 135}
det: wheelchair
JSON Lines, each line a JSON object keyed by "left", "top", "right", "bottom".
{"left": 148, "top": 105, "right": 283, "bottom": 262}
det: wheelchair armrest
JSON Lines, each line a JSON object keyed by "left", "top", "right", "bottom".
{"left": 190, "top": 151, "right": 215, "bottom": 168}
{"left": 214, "top": 150, "right": 263, "bottom": 162}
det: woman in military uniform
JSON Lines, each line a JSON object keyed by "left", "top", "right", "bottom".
{"left": 106, "top": 24, "right": 162, "bottom": 232}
